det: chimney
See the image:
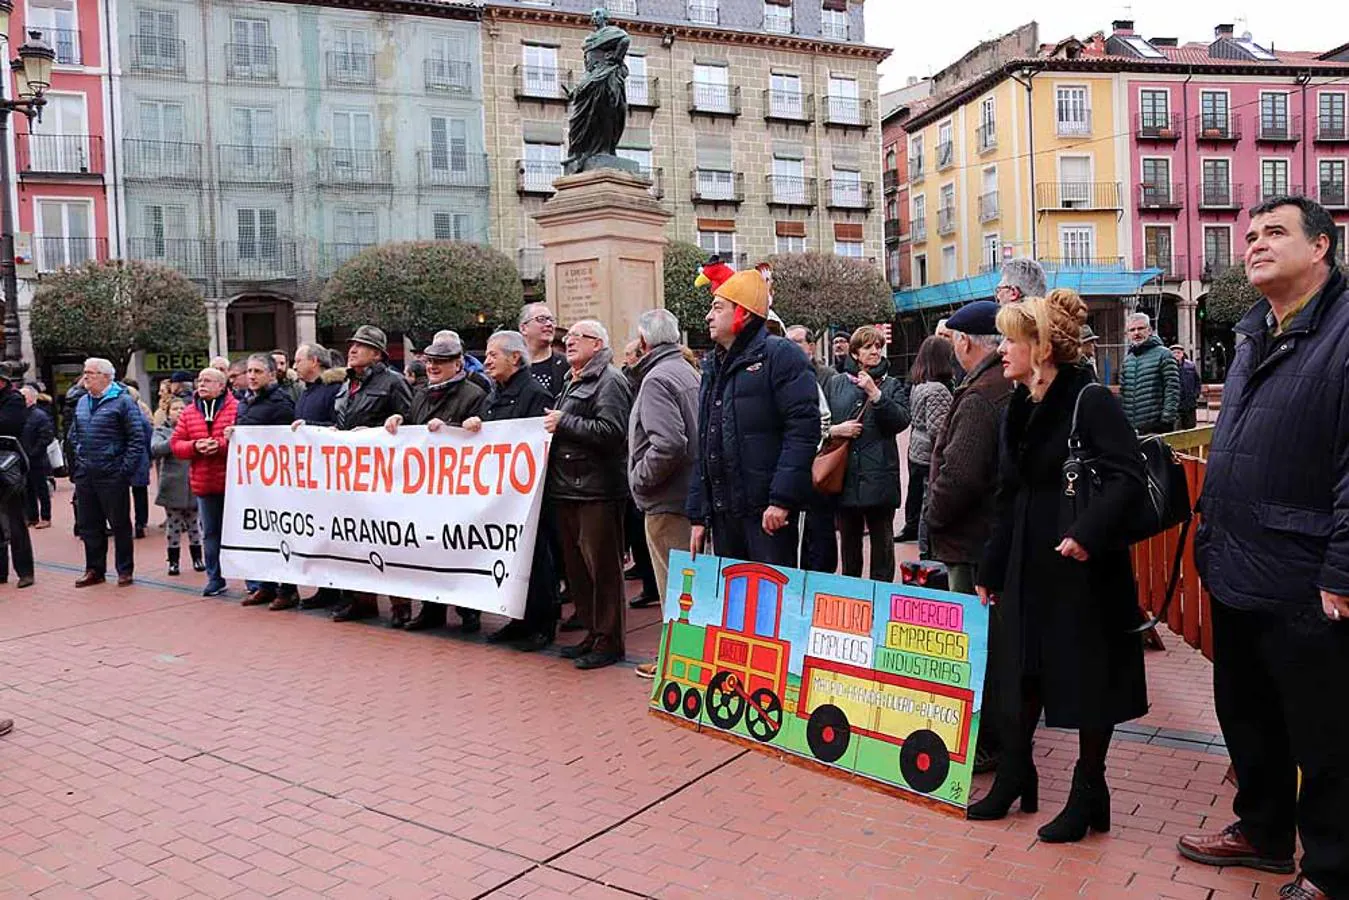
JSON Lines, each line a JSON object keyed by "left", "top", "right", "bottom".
{"left": 1111, "top": 20, "right": 1135, "bottom": 36}
{"left": 1215, "top": 23, "right": 1235, "bottom": 39}
{"left": 1151, "top": 37, "right": 1178, "bottom": 47}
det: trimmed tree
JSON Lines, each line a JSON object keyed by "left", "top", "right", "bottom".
{"left": 662, "top": 240, "right": 709, "bottom": 333}
{"left": 319, "top": 241, "right": 523, "bottom": 347}
{"left": 767, "top": 253, "right": 894, "bottom": 334}
{"left": 30, "top": 259, "right": 209, "bottom": 375}
{"left": 1205, "top": 265, "right": 1263, "bottom": 326}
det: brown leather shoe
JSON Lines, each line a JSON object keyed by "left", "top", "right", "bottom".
{"left": 241, "top": 588, "right": 276, "bottom": 607}
{"left": 268, "top": 592, "right": 299, "bottom": 611}
{"left": 117, "top": 574, "right": 134, "bottom": 587}
{"left": 1278, "top": 877, "right": 1328, "bottom": 899}
{"left": 75, "top": 571, "right": 105, "bottom": 588}
{"left": 1177, "top": 823, "right": 1294, "bottom": 874}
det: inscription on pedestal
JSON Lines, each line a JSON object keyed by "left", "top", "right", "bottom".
{"left": 556, "top": 259, "right": 601, "bottom": 326}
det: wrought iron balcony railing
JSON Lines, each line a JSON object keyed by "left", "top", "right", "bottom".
{"left": 219, "top": 240, "right": 299, "bottom": 279}
{"left": 34, "top": 236, "right": 108, "bottom": 273}
{"left": 419, "top": 151, "right": 491, "bottom": 189}
{"left": 217, "top": 145, "right": 292, "bottom": 185}
{"left": 128, "top": 237, "right": 210, "bottom": 278}
{"left": 317, "top": 148, "right": 393, "bottom": 187}
{"left": 1137, "top": 112, "right": 1182, "bottom": 141}
{"left": 130, "top": 34, "right": 185, "bottom": 75}
{"left": 1034, "top": 181, "right": 1123, "bottom": 210}
{"left": 326, "top": 51, "right": 375, "bottom": 86}
{"left": 517, "top": 159, "right": 563, "bottom": 195}
{"left": 425, "top": 58, "right": 472, "bottom": 93}
{"left": 765, "top": 175, "right": 817, "bottom": 208}
{"left": 764, "top": 89, "right": 813, "bottom": 124}
{"left": 123, "top": 139, "right": 202, "bottom": 181}
{"left": 225, "top": 43, "right": 278, "bottom": 81}
{"left": 17, "top": 133, "right": 102, "bottom": 177}
{"left": 689, "top": 82, "right": 741, "bottom": 117}
{"left": 822, "top": 95, "right": 870, "bottom": 129}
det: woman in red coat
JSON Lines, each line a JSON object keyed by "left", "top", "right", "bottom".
{"left": 171, "top": 368, "right": 238, "bottom": 596}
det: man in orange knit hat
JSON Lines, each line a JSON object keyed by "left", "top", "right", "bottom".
{"left": 686, "top": 269, "right": 820, "bottom": 567}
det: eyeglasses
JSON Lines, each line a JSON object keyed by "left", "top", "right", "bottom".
{"left": 566, "top": 332, "right": 602, "bottom": 342}
{"left": 525, "top": 314, "right": 556, "bottom": 325}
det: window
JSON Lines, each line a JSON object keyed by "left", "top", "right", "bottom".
{"left": 831, "top": 168, "right": 862, "bottom": 207}
{"left": 231, "top": 107, "right": 276, "bottom": 150}
{"left": 1320, "top": 92, "right": 1347, "bottom": 140}
{"left": 887, "top": 249, "right": 900, "bottom": 287}
{"left": 136, "top": 99, "right": 188, "bottom": 174}
{"left": 1059, "top": 226, "right": 1093, "bottom": 265}
{"left": 693, "top": 63, "right": 731, "bottom": 113}
{"left": 769, "top": 72, "right": 803, "bottom": 119}
{"left": 1056, "top": 86, "right": 1090, "bottom": 136}
{"left": 428, "top": 34, "right": 469, "bottom": 91}
{"left": 29, "top": 0, "right": 79, "bottom": 65}
{"left": 430, "top": 116, "right": 468, "bottom": 175}
{"left": 1144, "top": 225, "right": 1172, "bottom": 273}
{"left": 912, "top": 193, "right": 926, "bottom": 238}
{"left": 821, "top": 6, "right": 847, "bottom": 40}
{"left": 135, "top": 8, "right": 181, "bottom": 71}
{"left": 626, "top": 55, "right": 649, "bottom": 106}
{"left": 522, "top": 141, "right": 563, "bottom": 191}
{"left": 1059, "top": 155, "right": 1091, "bottom": 205}
{"left": 1260, "top": 92, "right": 1289, "bottom": 138}
{"left": 835, "top": 239, "right": 863, "bottom": 258}
{"left": 335, "top": 209, "right": 377, "bottom": 247}
{"left": 1204, "top": 226, "right": 1231, "bottom": 275}
{"left": 981, "top": 233, "right": 1000, "bottom": 271}
{"left": 1261, "top": 158, "right": 1290, "bottom": 200}
{"left": 1337, "top": 225, "right": 1348, "bottom": 266}
{"left": 937, "top": 183, "right": 955, "bottom": 233}
{"left": 773, "top": 156, "right": 806, "bottom": 203}
{"left": 1200, "top": 91, "right": 1230, "bottom": 134}
{"left": 331, "top": 28, "right": 372, "bottom": 82}
{"left": 1321, "top": 159, "right": 1347, "bottom": 207}
{"left": 909, "top": 134, "right": 924, "bottom": 178}
{"left": 763, "top": 1, "right": 792, "bottom": 34}
{"left": 697, "top": 229, "right": 734, "bottom": 257}
{"left": 522, "top": 44, "right": 559, "bottom": 97}
{"left": 36, "top": 199, "right": 93, "bottom": 271}
{"left": 936, "top": 120, "right": 953, "bottom": 168}
{"left": 142, "top": 204, "right": 186, "bottom": 256}
{"left": 978, "top": 97, "right": 996, "bottom": 150}
{"left": 617, "top": 147, "right": 652, "bottom": 175}
{"left": 433, "top": 212, "right": 472, "bottom": 241}
{"left": 1141, "top": 157, "right": 1171, "bottom": 205}
{"left": 777, "top": 234, "right": 806, "bottom": 254}
{"left": 980, "top": 167, "right": 998, "bottom": 220}
{"left": 29, "top": 93, "right": 89, "bottom": 172}
{"left": 688, "top": 0, "right": 719, "bottom": 25}
{"left": 1140, "top": 89, "right": 1170, "bottom": 132}
{"left": 827, "top": 76, "right": 860, "bottom": 124}
{"left": 941, "top": 244, "right": 957, "bottom": 278}
{"left": 914, "top": 253, "right": 928, "bottom": 286}
{"left": 237, "top": 208, "right": 279, "bottom": 262}
{"left": 229, "top": 17, "right": 273, "bottom": 80}
{"left": 1202, "top": 159, "right": 1231, "bottom": 205}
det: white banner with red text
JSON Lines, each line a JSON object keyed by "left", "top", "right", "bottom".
{"left": 220, "top": 422, "right": 549, "bottom": 617}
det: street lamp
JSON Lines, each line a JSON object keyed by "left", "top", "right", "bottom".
{"left": 0, "top": 20, "right": 54, "bottom": 362}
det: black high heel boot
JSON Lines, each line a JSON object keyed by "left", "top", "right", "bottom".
{"left": 189, "top": 544, "right": 205, "bottom": 572}
{"left": 1037, "top": 762, "right": 1110, "bottom": 843}
{"left": 166, "top": 547, "right": 181, "bottom": 576}
{"left": 967, "top": 760, "right": 1038, "bottom": 820}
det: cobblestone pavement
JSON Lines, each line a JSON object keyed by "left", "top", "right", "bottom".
{"left": 0, "top": 484, "right": 1285, "bottom": 899}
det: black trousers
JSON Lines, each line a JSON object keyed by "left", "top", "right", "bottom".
{"left": 1178, "top": 407, "right": 1198, "bottom": 430}
{"left": 555, "top": 500, "right": 626, "bottom": 655}
{"left": 75, "top": 479, "right": 134, "bottom": 577}
{"left": 711, "top": 511, "right": 798, "bottom": 568}
{"left": 903, "top": 458, "right": 927, "bottom": 536}
{"left": 0, "top": 493, "right": 33, "bottom": 580}
{"left": 24, "top": 466, "right": 50, "bottom": 522}
{"left": 625, "top": 499, "right": 659, "bottom": 598}
{"left": 837, "top": 505, "right": 895, "bottom": 583}
{"left": 133, "top": 485, "right": 148, "bottom": 530}
{"left": 800, "top": 494, "right": 838, "bottom": 574}
{"left": 1211, "top": 600, "right": 1349, "bottom": 894}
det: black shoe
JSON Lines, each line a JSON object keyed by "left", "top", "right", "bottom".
{"left": 135, "top": 526, "right": 146, "bottom": 539}
{"left": 331, "top": 602, "right": 376, "bottom": 623}
{"left": 1037, "top": 763, "right": 1110, "bottom": 843}
{"left": 515, "top": 632, "right": 553, "bottom": 653}
{"left": 389, "top": 605, "right": 412, "bottom": 629}
{"left": 403, "top": 605, "right": 447, "bottom": 632}
{"left": 487, "top": 621, "right": 530, "bottom": 644}
{"left": 967, "top": 761, "right": 1038, "bottom": 821}
{"left": 16, "top": 575, "right": 34, "bottom": 589}
{"left": 628, "top": 593, "right": 658, "bottom": 609}
{"left": 166, "top": 547, "right": 181, "bottom": 577}
{"left": 575, "top": 649, "right": 622, "bottom": 670}
{"left": 896, "top": 527, "right": 918, "bottom": 543}
{"left": 298, "top": 590, "right": 332, "bottom": 610}
{"left": 624, "top": 565, "right": 641, "bottom": 581}
{"left": 189, "top": 544, "right": 205, "bottom": 572}
{"left": 458, "top": 609, "right": 481, "bottom": 634}
{"left": 559, "top": 639, "right": 596, "bottom": 660}
{"left": 560, "top": 613, "right": 584, "bottom": 632}
{"left": 973, "top": 745, "right": 1000, "bottom": 775}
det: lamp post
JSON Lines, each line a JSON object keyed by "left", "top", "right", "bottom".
{"left": 0, "top": 2, "right": 54, "bottom": 363}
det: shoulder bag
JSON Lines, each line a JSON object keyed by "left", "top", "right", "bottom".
{"left": 812, "top": 397, "right": 871, "bottom": 496}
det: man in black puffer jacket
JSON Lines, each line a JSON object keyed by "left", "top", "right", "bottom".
{"left": 1179, "top": 198, "right": 1349, "bottom": 900}
{"left": 0, "top": 364, "right": 33, "bottom": 586}
{"left": 1119, "top": 313, "right": 1179, "bottom": 434}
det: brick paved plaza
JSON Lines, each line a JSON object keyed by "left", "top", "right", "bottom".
{"left": 0, "top": 490, "right": 1291, "bottom": 899}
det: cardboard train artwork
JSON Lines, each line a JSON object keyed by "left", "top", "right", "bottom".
{"left": 651, "top": 551, "right": 991, "bottom": 813}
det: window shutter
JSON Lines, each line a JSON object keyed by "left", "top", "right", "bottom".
{"left": 821, "top": 0, "right": 847, "bottom": 11}
{"left": 764, "top": 0, "right": 793, "bottom": 6}
{"left": 521, "top": 121, "right": 565, "bottom": 144}
{"left": 832, "top": 147, "right": 860, "bottom": 170}
{"left": 772, "top": 140, "right": 805, "bottom": 161}
{"left": 619, "top": 126, "right": 652, "bottom": 149}
{"left": 776, "top": 220, "right": 806, "bottom": 237}
{"left": 695, "top": 133, "right": 733, "bottom": 170}
{"left": 697, "top": 218, "right": 736, "bottom": 232}
{"left": 834, "top": 223, "right": 863, "bottom": 241}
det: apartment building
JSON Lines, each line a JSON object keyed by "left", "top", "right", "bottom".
{"left": 881, "top": 78, "right": 930, "bottom": 291}
{"left": 482, "top": 0, "right": 888, "bottom": 287}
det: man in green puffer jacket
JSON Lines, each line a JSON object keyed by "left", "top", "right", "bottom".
{"left": 1120, "top": 312, "right": 1180, "bottom": 434}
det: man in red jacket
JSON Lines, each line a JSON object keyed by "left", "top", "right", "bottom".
{"left": 170, "top": 368, "right": 238, "bottom": 597}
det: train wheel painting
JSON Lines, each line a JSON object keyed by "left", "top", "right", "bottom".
{"left": 682, "top": 687, "right": 702, "bottom": 720}
{"left": 661, "top": 682, "right": 682, "bottom": 714}
{"left": 899, "top": 729, "right": 951, "bottom": 795}
{"left": 805, "top": 704, "right": 851, "bottom": 763}
{"left": 744, "top": 688, "right": 783, "bottom": 743}
{"left": 705, "top": 671, "right": 746, "bottom": 729}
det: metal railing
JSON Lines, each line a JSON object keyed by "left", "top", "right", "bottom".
{"left": 219, "top": 240, "right": 298, "bottom": 279}
{"left": 1316, "top": 117, "right": 1348, "bottom": 142}
{"left": 763, "top": 10, "right": 792, "bottom": 33}
{"left": 316, "top": 147, "right": 393, "bottom": 186}
{"left": 320, "top": 242, "right": 376, "bottom": 275}
{"left": 687, "top": 1, "right": 718, "bottom": 25}
{"left": 225, "top": 43, "right": 278, "bottom": 81}
{"left": 978, "top": 190, "right": 998, "bottom": 222}
{"left": 827, "top": 179, "right": 872, "bottom": 210}
{"left": 34, "top": 236, "right": 107, "bottom": 273}
{"left": 1320, "top": 181, "right": 1348, "bottom": 208}
{"left": 1260, "top": 182, "right": 1302, "bottom": 203}
{"left": 1136, "top": 253, "right": 1180, "bottom": 279}
{"left": 122, "top": 139, "right": 201, "bottom": 181}
{"left": 1197, "top": 182, "right": 1244, "bottom": 209}
{"left": 217, "top": 145, "right": 292, "bottom": 184}
{"left": 1034, "top": 181, "right": 1123, "bottom": 210}
{"left": 1202, "top": 256, "right": 1234, "bottom": 280}
{"left": 822, "top": 95, "right": 870, "bottom": 128}
{"left": 48, "top": 28, "right": 80, "bottom": 65}
{"left": 1137, "top": 182, "right": 1183, "bottom": 209}
{"left": 425, "top": 58, "right": 472, "bottom": 93}
{"left": 883, "top": 218, "right": 900, "bottom": 242}
{"left": 130, "top": 35, "right": 185, "bottom": 75}
{"left": 517, "top": 248, "right": 545, "bottom": 281}
{"left": 765, "top": 175, "right": 816, "bottom": 207}
{"left": 688, "top": 81, "right": 740, "bottom": 116}
{"left": 1257, "top": 114, "right": 1301, "bottom": 142}
{"left": 911, "top": 219, "right": 927, "bottom": 243}
{"left": 517, "top": 159, "right": 563, "bottom": 194}
{"left": 690, "top": 169, "right": 745, "bottom": 204}
{"left": 935, "top": 140, "right": 953, "bottom": 170}
{"left": 1137, "top": 112, "right": 1182, "bottom": 140}
{"left": 936, "top": 207, "right": 955, "bottom": 234}
{"left": 127, "top": 237, "right": 209, "bottom": 278}
{"left": 627, "top": 76, "right": 660, "bottom": 109}
{"left": 1039, "top": 256, "right": 1125, "bottom": 269}
{"left": 764, "top": 89, "right": 812, "bottom": 123}
{"left": 977, "top": 122, "right": 996, "bottom": 152}
{"left": 418, "top": 151, "right": 490, "bottom": 189}
{"left": 1195, "top": 113, "right": 1242, "bottom": 141}
{"left": 908, "top": 155, "right": 923, "bottom": 182}
{"left": 515, "top": 65, "right": 570, "bottom": 101}
{"left": 326, "top": 51, "right": 375, "bottom": 86}
{"left": 883, "top": 170, "right": 899, "bottom": 192}
{"left": 16, "top": 133, "right": 102, "bottom": 176}
{"left": 1056, "top": 110, "right": 1092, "bottom": 137}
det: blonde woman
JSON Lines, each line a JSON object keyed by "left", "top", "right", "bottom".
{"left": 970, "top": 289, "right": 1147, "bottom": 843}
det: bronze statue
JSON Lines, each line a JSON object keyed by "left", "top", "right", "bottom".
{"left": 563, "top": 10, "right": 641, "bottom": 176}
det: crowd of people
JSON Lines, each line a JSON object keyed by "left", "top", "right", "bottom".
{"left": 0, "top": 195, "right": 1343, "bottom": 897}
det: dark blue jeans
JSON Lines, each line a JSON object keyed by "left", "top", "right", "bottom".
{"left": 75, "top": 478, "right": 133, "bottom": 577}
{"left": 711, "top": 511, "right": 799, "bottom": 568}
{"left": 197, "top": 493, "right": 225, "bottom": 586}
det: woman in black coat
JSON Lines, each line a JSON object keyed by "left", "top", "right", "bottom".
{"left": 971, "top": 289, "right": 1148, "bottom": 843}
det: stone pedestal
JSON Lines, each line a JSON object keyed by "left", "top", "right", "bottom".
{"left": 294, "top": 301, "right": 318, "bottom": 348}
{"left": 533, "top": 169, "right": 672, "bottom": 345}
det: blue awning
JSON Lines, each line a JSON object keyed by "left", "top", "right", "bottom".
{"left": 894, "top": 265, "right": 1165, "bottom": 314}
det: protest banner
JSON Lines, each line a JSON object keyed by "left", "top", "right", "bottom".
{"left": 650, "top": 551, "right": 990, "bottom": 815}
{"left": 221, "top": 422, "right": 549, "bottom": 617}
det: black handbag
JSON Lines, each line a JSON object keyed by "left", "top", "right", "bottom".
{"left": 0, "top": 436, "right": 29, "bottom": 502}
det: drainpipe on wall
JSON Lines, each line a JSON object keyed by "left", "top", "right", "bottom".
{"left": 1181, "top": 69, "right": 1194, "bottom": 354}
{"left": 1008, "top": 65, "right": 1036, "bottom": 257}
{"left": 1297, "top": 70, "right": 1311, "bottom": 198}
{"left": 102, "top": 0, "right": 120, "bottom": 258}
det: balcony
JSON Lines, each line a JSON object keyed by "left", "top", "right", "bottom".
{"left": 883, "top": 170, "right": 899, "bottom": 193}
{"left": 326, "top": 51, "right": 375, "bottom": 87}
{"left": 822, "top": 95, "right": 870, "bottom": 130}
{"left": 219, "top": 240, "right": 298, "bottom": 280}
{"left": 316, "top": 148, "right": 393, "bottom": 188}
{"left": 936, "top": 207, "right": 955, "bottom": 235}
{"left": 419, "top": 151, "right": 490, "bottom": 189}
{"left": 48, "top": 28, "right": 81, "bottom": 66}
{"left": 826, "top": 180, "right": 873, "bottom": 211}
{"left": 1197, "top": 183, "right": 1244, "bottom": 210}
{"left": 1260, "top": 183, "right": 1302, "bottom": 203}
{"left": 627, "top": 76, "right": 660, "bottom": 110}
{"left": 1137, "top": 113, "right": 1182, "bottom": 141}
{"left": 425, "top": 58, "right": 472, "bottom": 93}
{"left": 517, "top": 159, "right": 562, "bottom": 195}
{"left": 217, "top": 145, "right": 292, "bottom": 186}
{"left": 690, "top": 169, "right": 745, "bottom": 205}
{"left": 1315, "top": 117, "right": 1349, "bottom": 142}
{"left": 764, "top": 89, "right": 813, "bottom": 124}
{"left": 123, "top": 139, "right": 202, "bottom": 182}
{"left": 1034, "top": 181, "right": 1123, "bottom": 210}
{"left": 33, "top": 236, "right": 108, "bottom": 273}
{"left": 128, "top": 237, "right": 209, "bottom": 279}
{"left": 1256, "top": 115, "right": 1301, "bottom": 143}
{"left": 911, "top": 219, "right": 927, "bottom": 244}
{"left": 517, "top": 248, "right": 545, "bottom": 281}
{"left": 979, "top": 190, "right": 999, "bottom": 222}
{"left": 1320, "top": 181, "right": 1348, "bottom": 209}
{"left": 515, "top": 65, "right": 570, "bottom": 102}
{"left": 1202, "top": 256, "right": 1235, "bottom": 280}
{"left": 688, "top": 82, "right": 740, "bottom": 118}
{"left": 16, "top": 134, "right": 102, "bottom": 178}
{"left": 320, "top": 242, "right": 376, "bottom": 276}
{"left": 908, "top": 155, "right": 924, "bottom": 183}
{"left": 225, "top": 43, "right": 278, "bottom": 82}
{"left": 1137, "top": 182, "right": 1183, "bottom": 210}
{"left": 1055, "top": 111, "right": 1093, "bottom": 138}
{"left": 977, "top": 122, "right": 996, "bottom": 153}
{"left": 130, "top": 35, "right": 185, "bottom": 75}
{"left": 1136, "top": 253, "right": 1181, "bottom": 279}
{"left": 765, "top": 175, "right": 816, "bottom": 209}
{"left": 884, "top": 218, "right": 901, "bottom": 242}
{"left": 687, "top": 1, "right": 718, "bottom": 25}
{"left": 1195, "top": 114, "right": 1242, "bottom": 142}
{"left": 763, "top": 10, "right": 793, "bottom": 34}
{"left": 935, "top": 141, "right": 953, "bottom": 170}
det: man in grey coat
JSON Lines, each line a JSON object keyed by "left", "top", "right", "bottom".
{"left": 627, "top": 309, "right": 700, "bottom": 678}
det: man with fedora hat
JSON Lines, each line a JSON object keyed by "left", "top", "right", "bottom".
{"left": 1080, "top": 324, "right": 1100, "bottom": 380}
{"left": 385, "top": 333, "right": 487, "bottom": 632}
{"left": 330, "top": 325, "right": 412, "bottom": 623}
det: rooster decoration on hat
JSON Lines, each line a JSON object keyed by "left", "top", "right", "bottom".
{"left": 693, "top": 255, "right": 786, "bottom": 332}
